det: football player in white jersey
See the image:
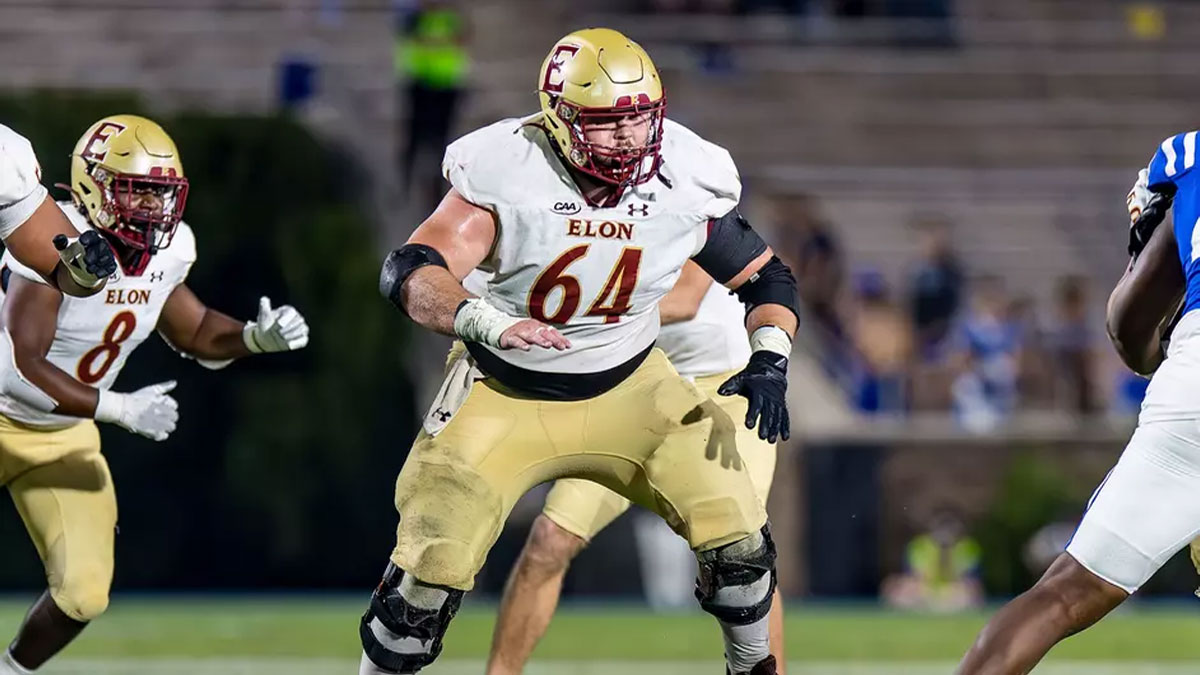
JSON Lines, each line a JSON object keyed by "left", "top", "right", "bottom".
{"left": 485, "top": 261, "right": 787, "bottom": 675}
{"left": 957, "top": 138, "right": 1195, "bottom": 673}
{"left": 0, "top": 115, "right": 309, "bottom": 675}
{"left": 365, "top": 28, "right": 798, "bottom": 675}
{"left": 0, "top": 123, "right": 117, "bottom": 296}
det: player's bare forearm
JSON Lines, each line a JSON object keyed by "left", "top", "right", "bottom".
{"left": 169, "top": 309, "right": 249, "bottom": 360}
{"left": 159, "top": 286, "right": 251, "bottom": 360}
{"left": 12, "top": 353, "right": 100, "bottom": 417}
{"left": 401, "top": 265, "right": 475, "bottom": 336}
{"left": 659, "top": 260, "right": 713, "bottom": 325}
{"left": 747, "top": 303, "right": 797, "bottom": 338}
{"left": 5, "top": 197, "right": 106, "bottom": 297}
{"left": 1, "top": 277, "right": 99, "bottom": 417}
{"left": 1106, "top": 220, "right": 1184, "bottom": 375}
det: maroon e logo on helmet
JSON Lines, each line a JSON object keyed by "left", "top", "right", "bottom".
{"left": 81, "top": 122, "right": 127, "bottom": 162}
{"left": 542, "top": 44, "right": 581, "bottom": 95}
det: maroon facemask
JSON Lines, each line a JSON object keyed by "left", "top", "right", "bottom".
{"left": 99, "top": 171, "right": 189, "bottom": 276}
{"left": 556, "top": 93, "right": 666, "bottom": 189}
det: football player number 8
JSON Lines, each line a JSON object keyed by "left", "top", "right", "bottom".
{"left": 528, "top": 245, "right": 643, "bottom": 325}
{"left": 77, "top": 311, "right": 137, "bottom": 384}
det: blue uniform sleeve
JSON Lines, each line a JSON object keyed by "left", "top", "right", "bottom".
{"left": 1147, "top": 132, "right": 1198, "bottom": 190}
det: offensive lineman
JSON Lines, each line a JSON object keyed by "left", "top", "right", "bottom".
{"left": 0, "top": 123, "right": 117, "bottom": 296}
{"left": 0, "top": 115, "right": 309, "bottom": 675}
{"left": 366, "top": 28, "right": 797, "bottom": 675}
{"left": 957, "top": 134, "right": 1197, "bottom": 673}
{"left": 485, "top": 261, "right": 786, "bottom": 674}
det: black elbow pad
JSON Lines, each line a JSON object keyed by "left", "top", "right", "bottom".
{"left": 380, "top": 243, "right": 449, "bottom": 310}
{"left": 735, "top": 256, "right": 799, "bottom": 321}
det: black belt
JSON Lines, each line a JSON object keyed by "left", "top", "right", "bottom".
{"left": 464, "top": 342, "right": 655, "bottom": 401}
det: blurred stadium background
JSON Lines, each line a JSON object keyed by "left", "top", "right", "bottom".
{"left": 2, "top": 0, "right": 1200, "bottom": 672}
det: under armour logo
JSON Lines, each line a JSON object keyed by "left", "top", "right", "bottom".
{"left": 432, "top": 408, "right": 453, "bottom": 423}
{"left": 628, "top": 203, "right": 649, "bottom": 217}
{"left": 149, "top": 271, "right": 165, "bottom": 283}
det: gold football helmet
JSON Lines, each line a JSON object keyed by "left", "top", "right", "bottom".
{"left": 536, "top": 28, "right": 665, "bottom": 188}
{"left": 68, "top": 114, "right": 188, "bottom": 276}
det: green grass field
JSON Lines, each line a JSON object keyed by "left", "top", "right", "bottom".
{"left": 1, "top": 596, "right": 1198, "bottom": 673}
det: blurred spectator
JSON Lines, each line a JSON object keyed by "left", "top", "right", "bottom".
{"left": 907, "top": 215, "right": 963, "bottom": 359}
{"left": 882, "top": 507, "right": 983, "bottom": 612}
{"left": 849, "top": 268, "right": 911, "bottom": 413}
{"left": 396, "top": 0, "right": 470, "bottom": 204}
{"left": 951, "top": 275, "right": 1022, "bottom": 432}
{"left": 774, "top": 193, "right": 845, "bottom": 342}
{"left": 1008, "top": 295, "right": 1052, "bottom": 408}
{"left": 1047, "top": 276, "right": 1099, "bottom": 413}
{"left": 1113, "top": 370, "right": 1150, "bottom": 416}
{"left": 1023, "top": 515, "right": 1077, "bottom": 577}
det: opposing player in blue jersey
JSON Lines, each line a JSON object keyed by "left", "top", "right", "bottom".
{"left": 957, "top": 133, "right": 1196, "bottom": 674}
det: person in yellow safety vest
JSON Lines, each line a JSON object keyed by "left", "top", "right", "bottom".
{"left": 882, "top": 508, "right": 984, "bottom": 612}
{"left": 397, "top": 1, "right": 470, "bottom": 202}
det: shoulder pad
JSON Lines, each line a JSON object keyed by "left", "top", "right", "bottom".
{"left": 442, "top": 117, "right": 546, "bottom": 210}
{"left": 659, "top": 119, "right": 741, "bottom": 220}
{"left": 1148, "top": 131, "right": 1200, "bottom": 188}
{"left": 0, "top": 124, "right": 46, "bottom": 239}
{"left": 168, "top": 222, "right": 198, "bottom": 266}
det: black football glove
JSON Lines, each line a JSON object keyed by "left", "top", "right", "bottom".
{"left": 718, "top": 350, "right": 790, "bottom": 443}
{"left": 53, "top": 230, "right": 117, "bottom": 286}
{"left": 1127, "top": 171, "right": 1176, "bottom": 258}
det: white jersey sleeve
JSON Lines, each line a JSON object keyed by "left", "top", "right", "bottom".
{"left": 443, "top": 117, "right": 543, "bottom": 211}
{"left": 657, "top": 281, "right": 751, "bottom": 379}
{"left": 0, "top": 124, "right": 48, "bottom": 240}
{"left": 660, "top": 119, "right": 742, "bottom": 223}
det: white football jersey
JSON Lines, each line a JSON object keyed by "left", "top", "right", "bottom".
{"left": 657, "top": 281, "right": 751, "bottom": 378}
{"left": 465, "top": 269, "right": 751, "bottom": 380}
{"left": 0, "top": 203, "right": 196, "bottom": 428}
{"left": 0, "top": 123, "right": 48, "bottom": 240}
{"left": 444, "top": 115, "right": 740, "bottom": 376}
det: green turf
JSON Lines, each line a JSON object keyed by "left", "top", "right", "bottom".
{"left": 0, "top": 597, "right": 1197, "bottom": 662}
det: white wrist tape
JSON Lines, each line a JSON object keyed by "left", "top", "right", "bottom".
{"left": 0, "top": 329, "right": 59, "bottom": 413}
{"left": 454, "top": 298, "right": 522, "bottom": 348}
{"left": 93, "top": 389, "right": 124, "bottom": 423}
{"left": 750, "top": 325, "right": 792, "bottom": 359}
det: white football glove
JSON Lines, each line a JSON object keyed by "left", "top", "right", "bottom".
{"left": 94, "top": 380, "right": 180, "bottom": 442}
{"left": 1126, "top": 168, "right": 1174, "bottom": 257}
{"left": 1126, "top": 168, "right": 1154, "bottom": 225}
{"left": 243, "top": 296, "right": 310, "bottom": 354}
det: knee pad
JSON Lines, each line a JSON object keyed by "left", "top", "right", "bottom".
{"left": 695, "top": 525, "right": 777, "bottom": 626}
{"left": 360, "top": 563, "right": 464, "bottom": 674}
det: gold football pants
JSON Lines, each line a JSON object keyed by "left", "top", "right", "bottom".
{"left": 390, "top": 347, "right": 766, "bottom": 590}
{"left": 544, "top": 367, "right": 776, "bottom": 542}
{"left": 0, "top": 415, "right": 115, "bottom": 622}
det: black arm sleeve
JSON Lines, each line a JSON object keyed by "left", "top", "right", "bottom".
{"left": 735, "top": 256, "right": 799, "bottom": 322}
{"left": 379, "top": 243, "right": 449, "bottom": 312}
{"left": 691, "top": 208, "right": 768, "bottom": 284}
{"left": 690, "top": 208, "right": 799, "bottom": 321}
